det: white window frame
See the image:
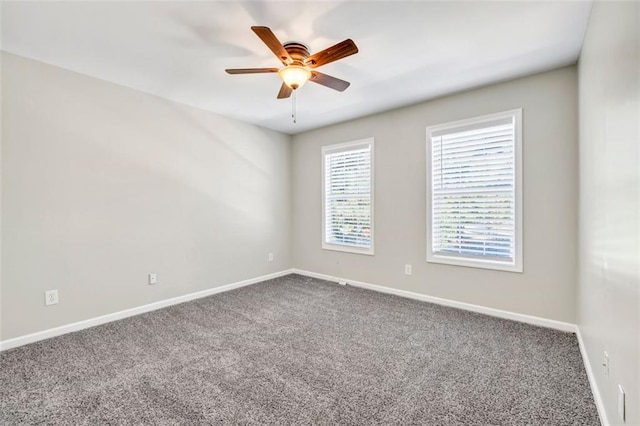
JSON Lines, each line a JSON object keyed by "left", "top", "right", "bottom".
{"left": 426, "top": 109, "right": 523, "bottom": 273}
{"left": 322, "top": 138, "right": 375, "bottom": 255}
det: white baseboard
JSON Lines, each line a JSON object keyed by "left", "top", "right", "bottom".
{"left": 576, "top": 327, "right": 609, "bottom": 426}
{"left": 292, "top": 269, "right": 577, "bottom": 333}
{"left": 0, "top": 269, "right": 295, "bottom": 352}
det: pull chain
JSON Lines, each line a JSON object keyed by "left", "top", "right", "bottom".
{"left": 291, "top": 90, "right": 297, "bottom": 124}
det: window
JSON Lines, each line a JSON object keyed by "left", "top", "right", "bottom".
{"left": 426, "top": 109, "right": 522, "bottom": 272}
{"left": 322, "top": 138, "right": 374, "bottom": 255}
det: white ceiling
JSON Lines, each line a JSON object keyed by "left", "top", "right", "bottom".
{"left": 1, "top": 1, "right": 592, "bottom": 134}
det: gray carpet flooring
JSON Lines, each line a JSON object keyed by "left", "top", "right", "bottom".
{"left": 1, "top": 274, "right": 599, "bottom": 425}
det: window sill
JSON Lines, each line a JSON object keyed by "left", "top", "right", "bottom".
{"left": 322, "top": 244, "right": 374, "bottom": 256}
{"left": 427, "top": 253, "right": 522, "bottom": 273}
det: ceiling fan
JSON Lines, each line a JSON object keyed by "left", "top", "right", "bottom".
{"left": 226, "top": 26, "right": 358, "bottom": 99}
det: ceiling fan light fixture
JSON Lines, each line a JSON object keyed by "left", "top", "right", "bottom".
{"left": 278, "top": 65, "right": 311, "bottom": 90}
{"left": 226, "top": 27, "right": 358, "bottom": 99}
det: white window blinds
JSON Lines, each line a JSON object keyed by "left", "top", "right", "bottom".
{"left": 427, "top": 110, "right": 522, "bottom": 272}
{"left": 322, "top": 139, "right": 374, "bottom": 254}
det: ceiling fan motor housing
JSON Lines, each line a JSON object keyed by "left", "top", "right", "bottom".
{"left": 283, "top": 42, "right": 311, "bottom": 65}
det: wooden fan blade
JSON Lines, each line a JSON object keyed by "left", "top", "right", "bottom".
{"left": 310, "top": 71, "right": 350, "bottom": 92}
{"left": 251, "top": 26, "right": 292, "bottom": 65}
{"left": 306, "top": 39, "right": 358, "bottom": 68}
{"left": 277, "top": 83, "right": 293, "bottom": 99}
{"left": 225, "top": 68, "right": 278, "bottom": 74}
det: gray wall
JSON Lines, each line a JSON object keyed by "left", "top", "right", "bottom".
{"left": 578, "top": 2, "right": 639, "bottom": 424}
{"left": 0, "top": 53, "right": 292, "bottom": 340}
{"left": 292, "top": 67, "right": 578, "bottom": 323}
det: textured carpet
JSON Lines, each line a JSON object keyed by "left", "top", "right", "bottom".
{"left": 1, "top": 274, "right": 599, "bottom": 425}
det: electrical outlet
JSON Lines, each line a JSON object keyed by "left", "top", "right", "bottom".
{"left": 603, "top": 351, "right": 609, "bottom": 377}
{"left": 45, "top": 290, "right": 59, "bottom": 306}
{"left": 405, "top": 264, "right": 412, "bottom": 275}
{"left": 148, "top": 273, "right": 157, "bottom": 285}
{"left": 268, "top": 252, "right": 274, "bottom": 262}
{"left": 618, "top": 385, "right": 625, "bottom": 422}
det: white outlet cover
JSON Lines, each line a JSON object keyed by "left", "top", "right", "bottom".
{"left": 618, "top": 385, "right": 625, "bottom": 422}
{"left": 405, "top": 264, "right": 412, "bottom": 275}
{"left": 45, "top": 289, "right": 59, "bottom": 306}
{"left": 603, "top": 351, "right": 609, "bottom": 377}
{"left": 148, "top": 273, "right": 157, "bottom": 285}
{"left": 268, "top": 253, "right": 274, "bottom": 262}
